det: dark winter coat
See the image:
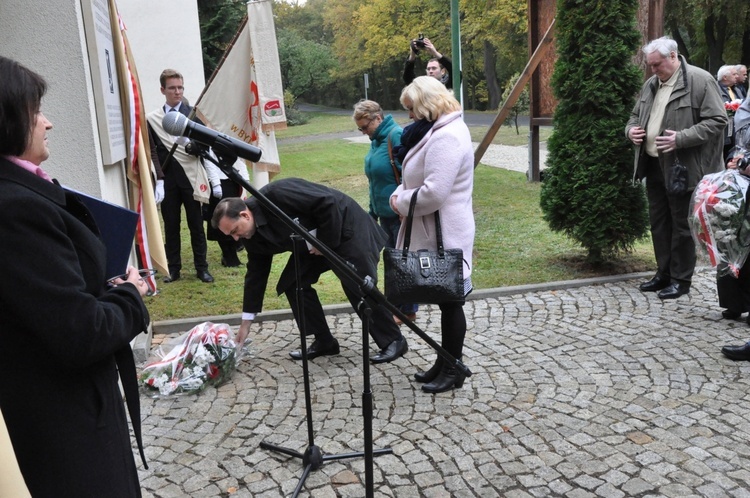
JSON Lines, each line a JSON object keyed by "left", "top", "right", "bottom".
{"left": 0, "top": 158, "right": 149, "bottom": 497}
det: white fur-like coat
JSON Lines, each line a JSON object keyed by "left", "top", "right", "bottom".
{"left": 392, "top": 111, "right": 475, "bottom": 277}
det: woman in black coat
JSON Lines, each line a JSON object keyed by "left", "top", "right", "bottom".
{"left": 0, "top": 57, "right": 150, "bottom": 497}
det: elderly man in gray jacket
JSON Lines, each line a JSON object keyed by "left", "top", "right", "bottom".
{"left": 625, "top": 37, "right": 727, "bottom": 300}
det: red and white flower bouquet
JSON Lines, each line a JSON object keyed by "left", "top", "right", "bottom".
{"left": 139, "top": 322, "right": 240, "bottom": 396}
{"left": 690, "top": 169, "right": 750, "bottom": 278}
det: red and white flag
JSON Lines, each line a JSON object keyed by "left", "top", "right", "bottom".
{"left": 195, "top": 0, "right": 286, "bottom": 175}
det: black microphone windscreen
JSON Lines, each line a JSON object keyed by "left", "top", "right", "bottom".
{"left": 162, "top": 112, "right": 187, "bottom": 136}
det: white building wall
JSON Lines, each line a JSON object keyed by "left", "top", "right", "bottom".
{"left": 0, "top": 0, "right": 204, "bottom": 201}
{"left": 0, "top": 0, "right": 112, "bottom": 198}
{"left": 117, "top": 0, "right": 206, "bottom": 112}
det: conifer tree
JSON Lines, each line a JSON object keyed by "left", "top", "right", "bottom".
{"left": 540, "top": 0, "right": 648, "bottom": 263}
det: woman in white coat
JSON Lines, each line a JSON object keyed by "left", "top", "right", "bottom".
{"left": 390, "top": 76, "right": 475, "bottom": 393}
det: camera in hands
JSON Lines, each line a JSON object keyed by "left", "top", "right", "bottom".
{"left": 414, "top": 33, "right": 426, "bottom": 49}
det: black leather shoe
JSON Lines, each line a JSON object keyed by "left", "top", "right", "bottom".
{"left": 163, "top": 271, "right": 180, "bottom": 283}
{"left": 657, "top": 282, "right": 690, "bottom": 300}
{"left": 197, "top": 270, "right": 214, "bottom": 283}
{"left": 289, "top": 339, "right": 340, "bottom": 360}
{"left": 722, "top": 309, "right": 742, "bottom": 320}
{"left": 639, "top": 275, "right": 671, "bottom": 292}
{"left": 370, "top": 336, "right": 408, "bottom": 364}
{"left": 721, "top": 343, "right": 750, "bottom": 361}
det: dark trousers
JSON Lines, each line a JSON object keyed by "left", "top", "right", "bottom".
{"left": 161, "top": 166, "right": 208, "bottom": 273}
{"left": 283, "top": 237, "right": 402, "bottom": 351}
{"left": 717, "top": 265, "right": 750, "bottom": 313}
{"left": 285, "top": 284, "right": 402, "bottom": 351}
{"left": 645, "top": 155, "right": 695, "bottom": 284}
{"left": 208, "top": 179, "right": 244, "bottom": 266}
{"left": 439, "top": 302, "right": 467, "bottom": 358}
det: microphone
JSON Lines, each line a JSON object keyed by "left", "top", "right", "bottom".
{"left": 162, "top": 112, "right": 262, "bottom": 163}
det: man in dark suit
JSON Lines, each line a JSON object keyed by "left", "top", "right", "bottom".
{"left": 147, "top": 68, "right": 213, "bottom": 283}
{"left": 211, "top": 178, "right": 408, "bottom": 363}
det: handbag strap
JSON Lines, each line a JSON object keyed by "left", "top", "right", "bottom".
{"left": 387, "top": 131, "right": 401, "bottom": 185}
{"left": 401, "top": 187, "right": 445, "bottom": 257}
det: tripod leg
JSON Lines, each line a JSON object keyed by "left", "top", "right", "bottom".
{"left": 361, "top": 306, "right": 375, "bottom": 498}
{"left": 259, "top": 441, "right": 304, "bottom": 459}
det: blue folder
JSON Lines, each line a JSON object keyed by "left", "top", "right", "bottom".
{"left": 65, "top": 187, "right": 139, "bottom": 281}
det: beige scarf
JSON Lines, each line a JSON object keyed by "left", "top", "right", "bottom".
{"left": 147, "top": 108, "right": 210, "bottom": 204}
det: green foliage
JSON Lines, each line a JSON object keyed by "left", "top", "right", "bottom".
{"left": 665, "top": 0, "right": 750, "bottom": 72}
{"left": 540, "top": 0, "right": 649, "bottom": 263}
{"left": 283, "top": 89, "right": 308, "bottom": 127}
{"left": 501, "top": 72, "right": 530, "bottom": 134}
{"left": 197, "top": 0, "right": 750, "bottom": 114}
{"left": 276, "top": 30, "right": 338, "bottom": 101}
{"left": 197, "top": 0, "right": 247, "bottom": 80}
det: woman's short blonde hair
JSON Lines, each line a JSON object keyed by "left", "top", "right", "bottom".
{"left": 400, "top": 76, "right": 461, "bottom": 122}
{"left": 352, "top": 99, "right": 384, "bottom": 121}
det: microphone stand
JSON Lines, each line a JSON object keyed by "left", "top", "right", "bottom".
{"left": 199, "top": 147, "right": 472, "bottom": 496}
{"left": 259, "top": 235, "right": 393, "bottom": 497}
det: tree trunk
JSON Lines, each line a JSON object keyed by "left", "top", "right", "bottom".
{"left": 669, "top": 19, "right": 690, "bottom": 61}
{"left": 704, "top": 11, "right": 728, "bottom": 75}
{"left": 741, "top": 8, "right": 750, "bottom": 66}
{"left": 483, "top": 40, "right": 502, "bottom": 110}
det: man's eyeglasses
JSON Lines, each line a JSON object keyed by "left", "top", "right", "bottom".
{"left": 357, "top": 120, "right": 371, "bottom": 132}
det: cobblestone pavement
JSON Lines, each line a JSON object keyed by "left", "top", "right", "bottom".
{"left": 136, "top": 268, "right": 750, "bottom": 497}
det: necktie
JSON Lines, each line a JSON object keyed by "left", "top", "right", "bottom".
{"left": 729, "top": 87, "right": 737, "bottom": 101}
{"left": 169, "top": 107, "right": 177, "bottom": 112}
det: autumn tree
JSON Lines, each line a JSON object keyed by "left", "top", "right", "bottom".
{"left": 540, "top": 0, "right": 649, "bottom": 263}
{"left": 461, "top": 0, "right": 527, "bottom": 109}
{"left": 501, "top": 72, "right": 529, "bottom": 134}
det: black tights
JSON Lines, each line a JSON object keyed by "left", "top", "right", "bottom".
{"left": 439, "top": 302, "right": 466, "bottom": 358}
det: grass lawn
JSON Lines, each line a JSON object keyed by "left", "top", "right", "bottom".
{"left": 144, "top": 112, "right": 654, "bottom": 322}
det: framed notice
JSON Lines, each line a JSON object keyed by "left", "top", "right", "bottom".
{"left": 80, "top": 0, "right": 127, "bottom": 165}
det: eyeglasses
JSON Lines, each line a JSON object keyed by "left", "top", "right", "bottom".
{"left": 357, "top": 120, "right": 372, "bottom": 132}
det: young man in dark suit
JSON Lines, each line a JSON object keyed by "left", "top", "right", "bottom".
{"left": 147, "top": 69, "right": 213, "bottom": 283}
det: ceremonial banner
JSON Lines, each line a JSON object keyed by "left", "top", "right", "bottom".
{"left": 246, "top": 0, "right": 286, "bottom": 131}
{"left": 195, "top": 0, "right": 286, "bottom": 175}
{"left": 110, "top": 0, "right": 169, "bottom": 289}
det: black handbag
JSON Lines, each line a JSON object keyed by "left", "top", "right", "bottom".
{"left": 383, "top": 188, "right": 465, "bottom": 305}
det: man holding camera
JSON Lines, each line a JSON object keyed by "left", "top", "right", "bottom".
{"left": 403, "top": 35, "right": 453, "bottom": 89}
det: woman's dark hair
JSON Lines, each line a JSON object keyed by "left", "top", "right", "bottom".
{"left": 0, "top": 56, "right": 47, "bottom": 156}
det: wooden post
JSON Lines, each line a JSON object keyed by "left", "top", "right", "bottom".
{"left": 473, "top": 19, "right": 555, "bottom": 169}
